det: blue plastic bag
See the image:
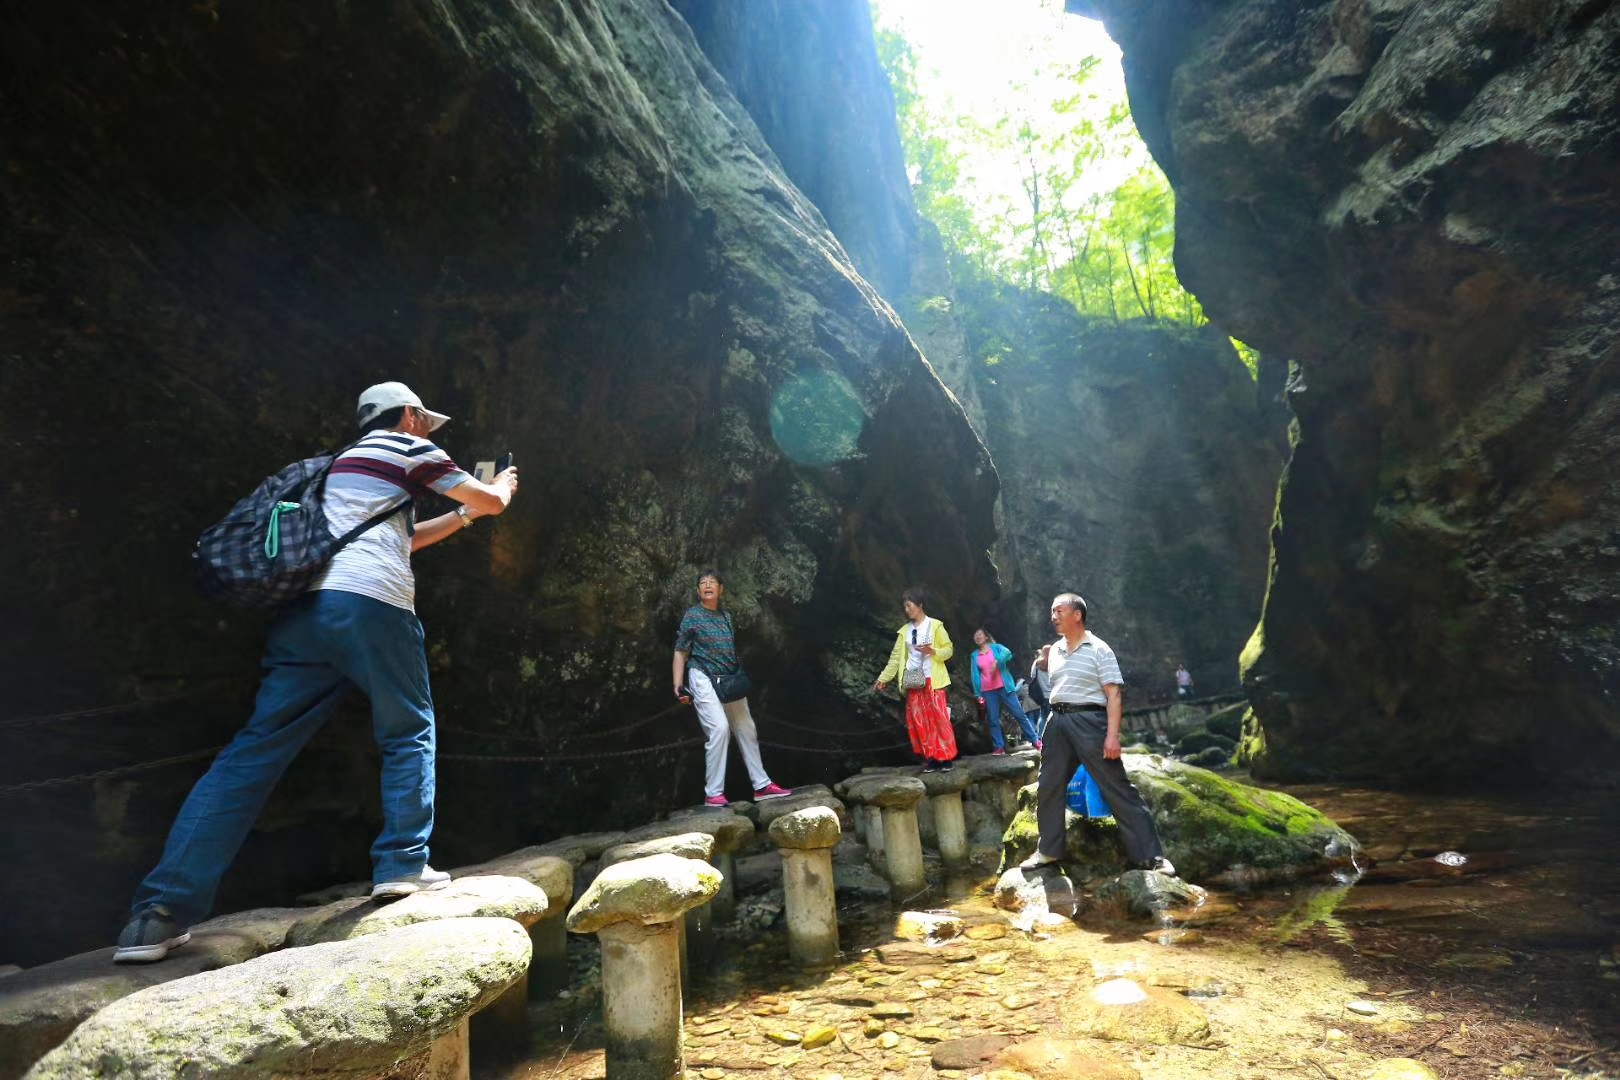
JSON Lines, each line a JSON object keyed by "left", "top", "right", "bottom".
{"left": 1065, "top": 765, "right": 1113, "bottom": 818}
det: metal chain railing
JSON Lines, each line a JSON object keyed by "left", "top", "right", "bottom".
{"left": 0, "top": 746, "right": 225, "bottom": 797}
{"left": 757, "top": 738, "right": 914, "bottom": 755}
{"left": 753, "top": 710, "right": 910, "bottom": 742}
{"left": 3, "top": 691, "right": 1247, "bottom": 792}
{"left": 437, "top": 701, "right": 688, "bottom": 747}
{"left": 0, "top": 691, "right": 202, "bottom": 731}
{"left": 439, "top": 736, "right": 704, "bottom": 765}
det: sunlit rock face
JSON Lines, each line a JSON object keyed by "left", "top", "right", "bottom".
{"left": 0, "top": 0, "right": 996, "bottom": 962}
{"left": 942, "top": 280, "right": 1280, "bottom": 692}
{"left": 1071, "top": 0, "right": 1620, "bottom": 782}
{"left": 670, "top": 0, "right": 918, "bottom": 298}
{"left": 676, "top": 4, "right": 1278, "bottom": 690}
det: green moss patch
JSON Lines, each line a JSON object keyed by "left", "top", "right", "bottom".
{"left": 1000, "top": 756, "right": 1357, "bottom": 884}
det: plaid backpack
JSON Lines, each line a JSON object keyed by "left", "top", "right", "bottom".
{"left": 193, "top": 445, "right": 409, "bottom": 608}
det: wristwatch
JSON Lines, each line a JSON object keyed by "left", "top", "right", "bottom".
{"left": 456, "top": 506, "right": 473, "bottom": 528}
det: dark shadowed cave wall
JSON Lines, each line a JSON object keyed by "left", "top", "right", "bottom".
{"left": 0, "top": 0, "right": 999, "bottom": 964}
{"left": 1072, "top": 0, "right": 1620, "bottom": 784}
{"left": 4, "top": 0, "right": 1292, "bottom": 966}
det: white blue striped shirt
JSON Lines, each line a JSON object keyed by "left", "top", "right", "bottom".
{"left": 1047, "top": 632, "right": 1123, "bottom": 705}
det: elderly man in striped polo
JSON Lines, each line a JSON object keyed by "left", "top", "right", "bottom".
{"left": 1020, "top": 592, "right": 1176, "bottom": 876}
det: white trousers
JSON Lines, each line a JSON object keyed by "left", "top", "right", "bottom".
{"left": 690, "top": 668, "right": 771, "bottom": 797}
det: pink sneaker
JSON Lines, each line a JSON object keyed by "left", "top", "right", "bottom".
{"left": 704, "top": 794, "right": 729, "bottom": 808}
{"left": 1034, "top": 740, "right": 1043, "bottom": 751}
{"left": 753, "top": 782, "right": 793, "bottom": 801}
{"left": 991, "top": 748, "right": 1006, "bottom": 757}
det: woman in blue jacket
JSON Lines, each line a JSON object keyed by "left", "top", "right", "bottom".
{"left": 970, "top": 628, "right": 1041, "bottom": 754}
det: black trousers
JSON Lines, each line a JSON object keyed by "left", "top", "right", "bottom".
{"left": 1036, "top": 710, "right": 1165, "bottom": 865}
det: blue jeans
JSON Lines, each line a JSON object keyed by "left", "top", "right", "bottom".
{"left": 131, "top": 590, "right": 437, "bottom": 926}
{"left": 983, "top": 685, "right": 1039, "bottom": 749}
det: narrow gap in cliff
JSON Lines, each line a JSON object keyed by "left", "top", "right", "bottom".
{"left": 873, "top": 0, "right": 1259, "bottom": 377}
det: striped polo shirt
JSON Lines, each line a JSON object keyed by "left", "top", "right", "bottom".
{"left": 1047, "top": 631, "right": 1124, "bottom": 706}
{"left": 306, "top": 431, "right": 470, "bottom": 611}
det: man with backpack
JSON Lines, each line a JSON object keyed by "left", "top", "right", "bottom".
{"left": 114, "top": 382, "right": 518, "bottom": 963}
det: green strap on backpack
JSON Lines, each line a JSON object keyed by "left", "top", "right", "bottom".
{"left": 264, "top": 502, "right": 303, "bottom": 559}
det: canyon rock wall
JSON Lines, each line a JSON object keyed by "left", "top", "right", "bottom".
{"left": 942, "top": 281, "right": 1280, "bottom": 697}
{"left": 670, "top": 0, "right": 919, "bottom": 299}
{"left": 0, "top": 0, "right": 997, "bottom": 963}
{"left": 677, "top": 8, "right": 1279, "bottom": 691}
{"left": 1071, "top": 0, "right": 1620, "bottom": 782}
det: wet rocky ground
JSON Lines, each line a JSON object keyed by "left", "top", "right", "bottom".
{"left": 487, "top": 784, "right": 1620, "bottom": 1080}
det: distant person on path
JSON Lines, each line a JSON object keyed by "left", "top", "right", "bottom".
{"left": 1021, "top": 593, "right": 1175, "bottom": 876}
{"left": 873, "top": 587, "right": 958, "bottom": 771}
{"left": 1176, "top": 663, "right": 1194, "bottom": 700}
{"left": 1027, "top": 657, "right": 1053, "bottom": 737}
{"left": 115, "top": 382, "right": 520, "bottom": 963}
{"left": 969, "top": 628, "right": 1041, "bottom": 755}
{"left": 673, "top": 570, "right": 793, "bottom": 808}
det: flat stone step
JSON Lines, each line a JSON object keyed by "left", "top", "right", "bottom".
{"left": 286, "top": 874, "right": 550, "bottom": 946}
{"left": 25, "top": 918, "right": 530, "bottom": 1080}
{"left": 0, "top": 907, "right": 305, "bottom": 1080}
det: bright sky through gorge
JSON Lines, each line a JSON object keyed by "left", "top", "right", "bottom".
{"left": 871, "top": 0, "right": 1144, "bottom": 212}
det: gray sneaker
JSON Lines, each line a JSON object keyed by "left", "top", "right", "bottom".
{"left": 371, "top": 865, "right": 452, "bottom": 901}
{"left": 113, "top": 906, "right": 191, "bottom": 964}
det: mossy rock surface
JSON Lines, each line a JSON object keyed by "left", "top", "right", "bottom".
{"left": 25, "top": 919, "right": 530, "bottom": 1080}
{"left": 1002, "top": 755, "right": 1356, "bottom": 883}
{"left": 768, "top": 806, "right": 842, "bottom": 850}
{"left": 600, "top": 832, "right": 715, "bottom": 870}
{"left": 566, "top": 853, "right": 722, "bottom": 933}
{"left": 451, "top": 850, "right": 575, "bottom": 906}
{"left": 287, "top": 875, "right": 550, "bottom": 946}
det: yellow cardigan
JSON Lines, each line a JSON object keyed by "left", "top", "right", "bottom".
{"left": 877, "top": 618, "right": 954, "bottom": 689}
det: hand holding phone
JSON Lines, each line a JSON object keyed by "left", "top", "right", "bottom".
{"left": 474, "top": 452, "right": 517, "bottom": 485}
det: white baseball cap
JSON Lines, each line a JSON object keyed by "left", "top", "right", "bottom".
{"left": 355, "top": 381, "right": 450, "bottom": 432}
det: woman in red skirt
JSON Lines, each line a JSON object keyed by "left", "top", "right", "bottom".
{"left": 872, "top": 587, "right": 958, "bottom": 771}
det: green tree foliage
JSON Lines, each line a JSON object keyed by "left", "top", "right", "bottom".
{"left": 875, "top": 22, "right": 1207, "bottom": 329}
{"left": 875, "top": 27, "right": 1001, "bottom": 269}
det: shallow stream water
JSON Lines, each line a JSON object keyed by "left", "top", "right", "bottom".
{"left": 486, "top": 784, "right": 1620, "bottom": 1080}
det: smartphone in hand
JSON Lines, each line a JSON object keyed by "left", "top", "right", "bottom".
{"left": 495, "top": 451, "right": 514, "bottom": 473}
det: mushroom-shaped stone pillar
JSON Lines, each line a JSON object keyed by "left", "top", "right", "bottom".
{"left": 601, "top": 832, "right": 717, "bottom": 981}
{"left": 858, "top": 805, "right": 886, "bottom": 870}
{"left": 837, "top": 774, "right": 929, "bottom": 903}
{"left": 966, "top": 754, "right": 1039, "bottom": 825}
{"left": 285, "top": 874, "right": 550, "bottom": 1066}
{"left": 452, "top": 848, "right": 578, "bottom": 999}
{"left": 916, "top": 766, "right": 974, "bottom": 868}
{"left": 567, "top": 853, "right": 721, "bottom": 1080}
{"left": 767, "top": 807, "right": 843, "bottom": 966}
{"left": 642, "top": 810, "right": 756, "bottom": 924}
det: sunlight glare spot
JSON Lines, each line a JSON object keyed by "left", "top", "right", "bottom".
{"left": 1092, "top": 978, "right": 1149, "bottom": 1005}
